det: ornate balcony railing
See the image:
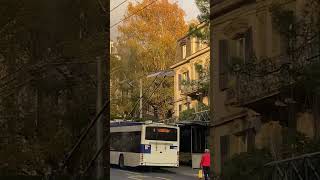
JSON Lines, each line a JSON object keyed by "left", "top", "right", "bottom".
{"left": 193, "top": 110, "right": 210, "bottom": 122}
{"left": 230, "top": 40, "right": 320, "bottom": 106}
{"left": 263, "top": 151, "right": 320, "bottom": 180}
{"left": 236, "top": 57, "right": 285, "bottom": 105}
{"left": 161, "top": 110, "right": 210, "bottom": 126}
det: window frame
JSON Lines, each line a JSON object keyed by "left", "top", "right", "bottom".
{"left": 182, "top": 44, "right": 187, "bottom": 59}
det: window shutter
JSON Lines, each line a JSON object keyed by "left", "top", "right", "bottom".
{"left": 219, "top": 40, "right": 229, "bottom": 90}
{"left": 220, "top": 135, "right": 230, "bottom": 167}
{"left": 245, "top": 27, "right": 253, "bottom": 62}
{"left": 178, "top": 74, "right": 182, "bottom": 90}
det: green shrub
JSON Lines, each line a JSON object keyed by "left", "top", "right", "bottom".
{"left": 179, "top": 108, "right": 195, "bottom": 121}
{"left": 221, "top": 149, "right": 272, "bottom": 180}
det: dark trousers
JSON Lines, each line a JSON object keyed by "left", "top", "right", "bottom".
{"left": 202, "top": 166, "right": 210, "bottom": 180}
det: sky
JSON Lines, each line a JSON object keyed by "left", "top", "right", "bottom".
{"left": 110, "top": 0, "right": 200, "bottom": 41}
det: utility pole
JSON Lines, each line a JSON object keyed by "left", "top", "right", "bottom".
{"left": 140, "top": 78, "right": 143, "bottom": 119}
{"left": 96, "top": 57, "right": 104, "bottom": 179}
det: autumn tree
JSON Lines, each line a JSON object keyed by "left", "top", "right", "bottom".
{"left": 114, "top": 0, "right": 188, "bottom": 119}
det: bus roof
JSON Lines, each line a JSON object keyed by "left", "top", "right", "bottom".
{"left": 110, "top": 121, "right": 178, "bottom": 128}
{"left": 110, "top": 121, "right": 144, "bottom": 127}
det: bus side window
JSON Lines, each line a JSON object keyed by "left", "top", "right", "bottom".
{"left": 110, "top": 133, "right": 114, "bottom": 150}
{"left": 110, "top": 131, "right": 141, "bottom": 152}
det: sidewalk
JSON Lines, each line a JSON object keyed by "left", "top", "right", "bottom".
{"left": 163, "top": 166, "right": 198, "bottom": 177}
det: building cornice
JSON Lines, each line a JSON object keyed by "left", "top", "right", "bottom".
{"left": 211, "top": 110, "right": 247, "bottom": 128}
{"left": 210, "top": 0, "right": 256, "bottom": 20}
{"left": 170, "top": 47, "right": 210, "bottom": 69}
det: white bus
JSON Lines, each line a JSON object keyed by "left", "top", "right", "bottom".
{"left": 110, "top": 121, "right": 180, "bottom": 168}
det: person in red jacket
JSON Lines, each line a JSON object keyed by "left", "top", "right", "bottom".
{"left": 200, "top": 149, "right": 211, "bottom": 180}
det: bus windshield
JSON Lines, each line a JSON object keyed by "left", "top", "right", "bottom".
{"left": 145, "top": 127, "right": 177, "bottom": 141}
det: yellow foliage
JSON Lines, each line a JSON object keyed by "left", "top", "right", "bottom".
{"left": 118, "top": 0, "right": 188, "bottom": 73}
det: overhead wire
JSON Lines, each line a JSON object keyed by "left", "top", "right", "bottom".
{"left": 81, "top": 74, "right": 169, "bottom": 177}
{"left": 57, "top": 70, "right": 167, "bottom": 177}
{"left": 52, "top": 0, "right": 164, "bottom": 176}
{"left": 110, "top": 0, "right": 128, "bottom": 12}
{"left": 110, "top": 0, "right": 158, "bottom": 29}
{"left": 126, "top": 72, "right": 165, "bottom": 118}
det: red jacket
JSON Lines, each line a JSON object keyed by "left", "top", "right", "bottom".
{"left": 200, "top": 152, "right": 210, "bottom": 167}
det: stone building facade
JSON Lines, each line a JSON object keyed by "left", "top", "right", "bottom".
{"left": 209, "top": 0, "right": 318, "bottom": 174}
{"left": 171, "top": 24, "right": 210, "bottom": 119}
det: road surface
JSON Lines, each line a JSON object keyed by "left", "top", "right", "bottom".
{"left": 110, "top": 166, "right": 198, "bottom": 180}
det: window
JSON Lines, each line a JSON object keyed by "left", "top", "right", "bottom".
{"left": 195, "top": 64, "right": 203, "bottom": 79}
{"left": 235, "top": 38, "right": 245, "bottom": 60}
{"left": 145, "top": 127, "right": 177, "bottom": 141}
{"left": 179, "top": 104, "right": 182, "bottom": 113}
{"left": 191, "top": 38, "right": 196, "bottom": 54}
{"left": 180, "top": 126, "right": 191, "bottom": 152}
{"left": 182, "top": 71, "right": 189, "bottom": 81}
{"left": 110, "top": 131, "right": 141, "bottom": 152}
{"left": 231, "top": 28, "right": 253, "bottom": 63}
{"left": 219, "top": 28, "right": 253, "bottom": 91}
{"left": 179, "top": 71, "right": 189, "bottom": 90}
{"left": 182, "top": 45, "right": 187, "bottom": 59}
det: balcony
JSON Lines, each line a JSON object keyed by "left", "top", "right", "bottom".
{"left": 211, "top": 0, "right": 256, "bottom": 19}
{"left": 228, "top": 40, "right": 319, "bottom": 107}
{"left": 224, "top": 55, "right": 289, "bottom": 108}
{"left": 181, "top": 76, "right": 209, "bottom": 99}
{"left": 193, "top": 110, "right": 210, "bottom": 123}
{"left": 177, "top": 110, "right": 210, "bottom": 126}
{"left": 236, "top": 61, "right": 284, "bottom": 106}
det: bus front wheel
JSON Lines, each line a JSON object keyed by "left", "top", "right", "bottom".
{"left": 118, "top": 155, "right": 125, "bottom": 169}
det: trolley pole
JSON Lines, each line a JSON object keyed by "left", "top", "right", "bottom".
{"left": 140, "top": 78, "right": 143, "bottom": 119}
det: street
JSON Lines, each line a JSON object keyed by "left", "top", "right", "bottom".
{"left": 110, "top": 166, "right": 198, "bottom": 180}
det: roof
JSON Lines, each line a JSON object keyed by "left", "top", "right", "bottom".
{"left": 170, "top": 47, "right": 210, "bottom": 69}
{"left": 110, "top": 121, "right": 144, "bottom": 127}
{"left": 110, "top": 121, "right": 179, "bottom": 128}
{"left": 175, "top": 120, "right": 210, "bottom": 127}
{"left": 147, "top": 70, "right": 174, "bottom": 78}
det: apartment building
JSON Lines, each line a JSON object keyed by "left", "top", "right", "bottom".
{"left": 170, "top": 24, "right": 210, "bottom": 119}
{"left": 210, "top": 0, "right": 318, "bottom": 174}
{"left": 167, "top": 24, "right": 211, "bottom": 166}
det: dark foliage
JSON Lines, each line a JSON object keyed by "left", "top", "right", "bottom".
{"left": 0, "top": 0, "right": 107, "bottom": 176}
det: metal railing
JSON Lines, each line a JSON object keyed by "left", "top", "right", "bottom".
{"left": 193, "top": 110, "right": 210, "bottom": 122}
{"left": 263, "top": 152, "right": 320, "bottom": 180}
{"left": 233, "top": 40, "right": 320, "bottom": 106}
{"left": 160, "top": 110, "right": 210, "bottom": 125}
